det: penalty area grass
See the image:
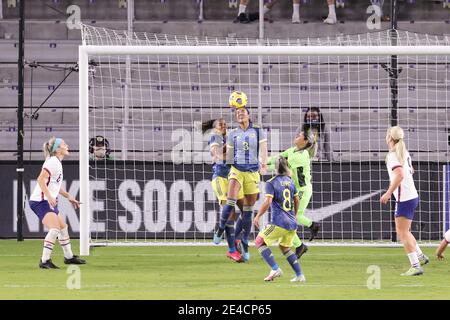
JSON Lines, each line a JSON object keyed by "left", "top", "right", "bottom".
{"left": 0, "top": 240, "right": 449, "bottom": 300}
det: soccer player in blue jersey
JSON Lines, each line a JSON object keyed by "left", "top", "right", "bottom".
{"left": 203, "top": 118, "right": 244, "bottom": 258}
{"left": 253, "top": 157, "right": 305, "bottom": 282}
{"left": 213, "top": 91, "right": 268, "bottom": 263}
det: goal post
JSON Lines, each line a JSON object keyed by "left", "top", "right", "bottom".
{"left": 79, "top": 46, "right": 90, "bottom": 256}
{"left": 79, "top": 25, "right": 450, "bottom": 255}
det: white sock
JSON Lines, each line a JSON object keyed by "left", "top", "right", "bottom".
{"left": 238, "top": 4, "right": 247, "bottom": 15}
{"left": 328, "top": 4, "right": 336, "bottom": 17}
{"left": 42, "top": 228, "right": 59, "bottom": 263}
{"left": 407, "top": 252, "right": 420, "bottom": 268}
{"left": 58, "top": 226, "right": 74, "bottom": 259}
{"left": 293, "top": 4, "right": 300, "bottom": 16}
{"left": 415, "top": 245, "right": 424, "bottom": 258}
{"left": 263, "top": 4, "right": 271, "bottom": 15}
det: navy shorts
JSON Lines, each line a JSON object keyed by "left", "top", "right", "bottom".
{"left": 395, "top": 197, "right": 419, "bottom": 220}
{"left": 29, "top": 200, "right": 59, "bottom": 221}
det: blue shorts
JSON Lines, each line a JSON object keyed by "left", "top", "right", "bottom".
{"left": 395, "top": 197, "right": 419, "bottom": 220}
{"left": 29, "top": 200, "right": 59, "bottom": 221}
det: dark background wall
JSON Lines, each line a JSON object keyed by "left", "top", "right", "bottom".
{"left": 1, "top": 160, "right": 446, "bottom": 241}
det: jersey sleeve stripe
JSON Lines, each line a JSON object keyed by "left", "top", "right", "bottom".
{"left": 259, "top": 139, "right": 267, "bottom": 143}
{"left": 391, "top": 165, "right": 403, "bottom": 171}
{"left": 43, "top": 167, "right": 52, "bottom": 176}
{"left": 209, "top": 143, "right": 220, "bottom": 148}
{"left": 265, "top": 194, "right": 274, "bottom": 198}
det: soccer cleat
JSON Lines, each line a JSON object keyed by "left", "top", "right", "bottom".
{"left": 233, "top": 13, "right": 250, "bottom": 24}
{"left": 235, "top": 240, "right": 250, "bottom": 262}
{"left": 264, "top": 268, "right": 283, "bottom": 281}
{"left": 295, "top": 243, "right": 309, "bottom": 259}
{"left": 246, "top": 12, "right": 272, "bottom": 23}
{"left": 64, "top": 255, "right": 87, "bottom": 265}
{"left": 323, "top": 15, "right": 337, "bottom": 25}
{"left": 400, "top": 266, "right": 424, "bottom": 276}
{"left": 308, "top": 222, "right": 320, "bottom": 241}
{"left": 39, "top": 259, "right": 60, "bottom": 269}
{"left": 247, "top": 12, "right": 260, "bottom": 22}
{"left": 242, "top": 250, "right": 250, "bottom": 262}
{"left": 213, "top": 230, "right": 224, "bottom": 245}
{"left": 290, "top": 274, "right": 306, "bottom": 283}
{"left": 419, "top": 254, "right": 429, "bottom": 266}
{"left": 227, "top": 251, "right": 243, "bottom": 263}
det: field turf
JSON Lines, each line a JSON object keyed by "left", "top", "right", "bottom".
{"left": 0, "top": 240, "right": 449, "bottom": 300}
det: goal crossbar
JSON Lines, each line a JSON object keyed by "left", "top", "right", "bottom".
{"left": 81, "top": 45, "right": 450, "bottom": 57}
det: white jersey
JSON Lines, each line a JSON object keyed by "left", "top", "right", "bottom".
{"left": 30, "top": 156, "right": 63, "bottom": 202}
{"left": 386, "top": 151, "right": 418, "bottom": 202}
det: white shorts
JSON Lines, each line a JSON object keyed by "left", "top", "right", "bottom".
{"left": 445, "top": 229, "right": 450, "bottom": 243}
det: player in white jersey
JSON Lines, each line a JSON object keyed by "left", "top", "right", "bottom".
{"left": 29, "top": 137, "right": 86, "bottom": 269}
{"left": 436, "top": 229, "right": 450, "bottom": 260}
{"left": 380, "top": 126, "right": 428, "bottom": 276}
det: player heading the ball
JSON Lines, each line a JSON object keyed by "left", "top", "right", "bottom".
{"left": 213, "top": 91, "right": 268, "bottom": 263}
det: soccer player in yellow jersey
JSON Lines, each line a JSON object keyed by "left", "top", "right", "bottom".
{"left": 203, "top": 118, "right": 244, "bottom": 258}
{"left": 254, "top": 157, "right": 305, "bottom": 282}
{"left": 213, "top": 91, "right": 268, "bottom": 263}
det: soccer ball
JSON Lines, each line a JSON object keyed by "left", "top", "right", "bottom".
{"left": 229, "top": 91, "right": 248, "bottom": 109}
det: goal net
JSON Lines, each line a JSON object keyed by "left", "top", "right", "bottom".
{"left": 79, "top": 24, "right": 450, "bottom": 254}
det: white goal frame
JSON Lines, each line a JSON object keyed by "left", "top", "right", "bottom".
{"left": 79, "top": 45, "right": 450, "bottom": 256}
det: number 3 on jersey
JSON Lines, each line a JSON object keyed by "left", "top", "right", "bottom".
{"left": 282, "top": 188, "right": 291, "bottom": 211}
{"left": 242, "top": 141, "right": 249, "bottom": 151}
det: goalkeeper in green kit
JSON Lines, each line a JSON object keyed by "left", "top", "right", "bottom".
{"left": 267, "top": 130, "right": 320, "bottom": 259}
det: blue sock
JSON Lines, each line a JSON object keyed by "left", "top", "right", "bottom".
{"left": 284, "top": 250, "right": 302, "bottom": 276}
{"left": 241, "top": 208, "right": 253, "bottom": 246}
{"left": 225, "top": 223, "right": 236, "bottom": 253}
{"left": 218, "top": 199, "right": 237, "bottom": 235}
{"left": 234, "top": 216, "right": 243, "bottom": 241}
{"left": 258, "top": 245, "right": 278, "bottom": 270}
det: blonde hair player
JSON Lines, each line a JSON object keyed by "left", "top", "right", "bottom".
{"left": 29, "top": 137, "right": 86, "bottom": 269}
{"left": 380, "top": 126, "right": 428, "bottom": 276}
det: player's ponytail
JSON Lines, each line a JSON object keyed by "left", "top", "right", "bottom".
{"left": 276, "top": 156, "right": 291, "bottom": 176}
{"left": 201, "top": 118, "right": 225, "bottom": 134}
{"left": 43, "top": 137, "right": 57, "bottom": 159}
{"left": 201, "top": 120, "right": 216, "bottom": 134}
{"left": 388, "top": 126, "right": 407, "bottom": 165}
